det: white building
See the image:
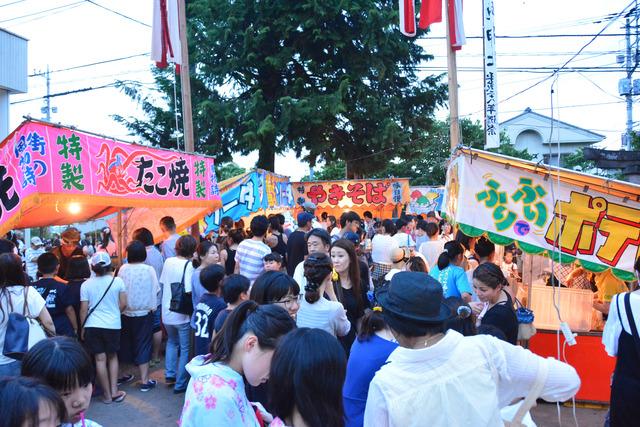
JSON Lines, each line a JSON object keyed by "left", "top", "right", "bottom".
{"left": 500, "top": 107, "right": 604, "bottom": 166}
{"left": 0, "top": 28, "right": 28, "bottom": 140}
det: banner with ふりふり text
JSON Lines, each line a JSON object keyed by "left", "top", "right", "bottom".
{"left": 444, "top": 154, "right": 640, "bottom": 280}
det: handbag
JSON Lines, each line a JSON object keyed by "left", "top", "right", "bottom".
{"left": 169, "top": 261, "right": 193, "bottom": 315}
{"left": 503, "top": 358, "right": 549, "bottom": 427}
{"left": 3, "top": 287, "right": 47, "bottom": 360}
{"left": 515, "top": 298, "right": 536, "bottom": 341}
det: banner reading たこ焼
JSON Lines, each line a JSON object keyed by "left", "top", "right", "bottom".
{"left": 0, "top": 120, "right": 220, "bottom": 234}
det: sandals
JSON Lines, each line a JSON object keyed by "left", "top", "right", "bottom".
{"left": 102, "top": 391, "right": 126, "bottom": 404}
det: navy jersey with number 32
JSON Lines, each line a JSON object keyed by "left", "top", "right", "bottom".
{"left": 192, "top": 293, "right": 227, "bottom": 356}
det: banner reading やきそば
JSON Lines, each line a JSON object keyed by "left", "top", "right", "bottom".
{"left": 444, "top": 154, "right": 640, "bottom": 279}
{"left": 0, "top": 120, "right": 220, "bottom": 234}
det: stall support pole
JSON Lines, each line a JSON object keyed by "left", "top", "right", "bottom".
{"left": 116, "top": 210, "right": 123, "bottom": 265}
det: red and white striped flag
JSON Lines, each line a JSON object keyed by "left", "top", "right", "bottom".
{"left": 399, "top": 0, "right": 416, "bottom": 37}
{"left": 402, "top": 0, "right": 466, "bottom": 51}
{"left": 448, "top": 0, "right": 466, "bottom": 50}
{"left": 151, "top": 0, "right": 182, "bottom": 69}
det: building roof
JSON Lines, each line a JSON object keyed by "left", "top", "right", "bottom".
{"left": 500, "top": 107, "right": 605, "bottom": 140}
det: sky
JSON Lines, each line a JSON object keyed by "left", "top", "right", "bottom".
{"left": 2, "top": 0, "right": 636, "bottom": 180}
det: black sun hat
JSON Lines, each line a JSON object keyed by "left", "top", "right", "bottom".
{"left": 375, "top": 271, "right": 453, "bottom": 323}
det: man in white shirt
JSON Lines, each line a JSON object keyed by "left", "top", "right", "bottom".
{"left": 393, "top": 218, "right": 415, "bottom": 249}
{"left": 234, "top": 215, "right": 271, "bottom": 283}
{"left": 25, "top": 237, "right": 46, "bottom": 281}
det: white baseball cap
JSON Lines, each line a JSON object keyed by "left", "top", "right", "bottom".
{"left": 31, "top": 237, "right": 44, "bottom": 246}
{"left": 91, "top": 251, "right": 111, "bottom": 267}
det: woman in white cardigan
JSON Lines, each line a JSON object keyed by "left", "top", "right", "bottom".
{"left": 364, "top": 271, "right": 581, "bottom": 427}
{"left": 295, "top": 252, "right": 350, "bottom": 338}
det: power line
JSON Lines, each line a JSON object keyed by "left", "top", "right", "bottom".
{"left": 9, "top": 80, "right": 153, "bottom": 105}
{"left": 419, "top": 33, "right": 633, "bottom": 41}
{"left": 494, "top": 1, "right": 636, "bottom": 107}
{"left": 84, "top": 0, "right": 151, "bottom": 27}
{"left": 0, "top": 1, "right": 85, "bottom": 23}
{"left": 29, "top": 53, "right": 150, "bottom": 77}
{"left": 0, "top": 0, "right": 26, "bottom": 8}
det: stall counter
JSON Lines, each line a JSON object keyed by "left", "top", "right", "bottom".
{"left": 529, "top": 330, "right": 615, "bottom": 403}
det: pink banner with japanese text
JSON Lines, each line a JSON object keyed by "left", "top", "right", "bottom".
{"left": 0, "top": 120, "right": 221, "bottom": 234}
{"left": 291, "top": 179, "right": 410, "bottom": 209}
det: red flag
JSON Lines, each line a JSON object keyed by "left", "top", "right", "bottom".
{"left": 419, "top": 0, "right": 443, "bottom": 30}
{"left": 399, "top": 0, "right": 416, "bottom": 37}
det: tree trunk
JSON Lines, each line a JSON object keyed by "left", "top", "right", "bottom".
{"left": 257, "top": 140, "right": 276, "bottom": 171}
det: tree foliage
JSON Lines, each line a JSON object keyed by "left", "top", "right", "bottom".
{"left": 304, "top": 119, "right": 535, "bottom": 185}
{"left": 216, "top": 162, "right": 246, "bottom": 182}
{"left": 115, "top": 0, "right": 447, "bottom": 174}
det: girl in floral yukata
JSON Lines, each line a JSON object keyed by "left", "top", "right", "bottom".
{"left": 179, "top": 300, "right": 296, "bottom": 427}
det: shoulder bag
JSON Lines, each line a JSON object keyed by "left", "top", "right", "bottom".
{"left": 3, "top": 287, "right": 48, "bottom": 360}
{"left": 169, "top": 261, "right": 193, "bottom": 315}
{"left": 81, "top": 276, "right": 116, "bottom": 330}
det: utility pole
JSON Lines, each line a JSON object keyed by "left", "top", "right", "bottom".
{"left": 621, "top": 7, "right": 639, "bottom": 149}
{"left": 38, "top": 65, "right": 56, "bottom": 122}
{"left": 445, "top": 0, "right": 460, "bottom": 151}
{"left": 178, "top": 0, "right": 194, "bottom": 154}
{"left": 625, "top": 15, "right": 633, "bottom": 149}
{"left": 45, "top": 65, "right": 51, "bottom": 121}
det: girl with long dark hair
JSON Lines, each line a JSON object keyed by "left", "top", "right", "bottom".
{"left": 331, "top": 239, "right": 369, "bottom": 353}
{"left": 472, "top": 263, "right": 518, "bottom": 345}
{"left": 269, "top": 328, "right": 347, "bottom": 427}
{"left": 179, "top": 301, "right": 295, "bottom": 426}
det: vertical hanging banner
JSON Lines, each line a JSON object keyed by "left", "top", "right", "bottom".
{"left": 483, "top": 0, "right": 499, "bottom": 148}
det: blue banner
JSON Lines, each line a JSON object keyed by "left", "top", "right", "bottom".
{"left": 204, "top": 172, "right": 263, "bottom": 233}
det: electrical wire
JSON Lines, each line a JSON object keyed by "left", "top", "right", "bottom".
{"left": 0, "top": 1, "right": 85, "bottom": 23}
{"left": 9, "top": 80, "right": 153, "bottom": 104}
{"left": 84, "top": 0, "right": 151, "bottom": 27}
{"left": 0, "top": 0, "right": 26, "bottom": 8}
{"left": 28, "top": 53, "right": 150, "bottom": 77}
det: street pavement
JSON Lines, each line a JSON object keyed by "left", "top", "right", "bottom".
{"left": 87, "top": 361, "right": 608, "bottom": 426}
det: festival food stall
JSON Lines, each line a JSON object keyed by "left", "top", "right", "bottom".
{"left": 442, "top": 146, "right": 640, "bottom": 403}
{"left": 290, "top": 178, "right": 410, "bottom": 219}
{"left": 201, "top": 169, "right": 294, "bottom": 234}
{"left": 0, "top": 119, "right": 222, "bottom": 252}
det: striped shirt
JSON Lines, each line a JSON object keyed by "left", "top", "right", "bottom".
{"left": 296, "top": 297, "right": 351, "bottom": 337}
{"left": 235, "top": 238, "right": 271, "bottom": 283}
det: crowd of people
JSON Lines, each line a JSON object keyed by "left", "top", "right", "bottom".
{"left": 1, "top": 206, "right": 638, "bottom": 426}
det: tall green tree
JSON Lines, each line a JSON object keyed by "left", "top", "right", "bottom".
{"left": 115, "top": 0, "right": 447, "bottom": 174}
{"left": 303, "top": 119, "right": 535, "bottom": 185}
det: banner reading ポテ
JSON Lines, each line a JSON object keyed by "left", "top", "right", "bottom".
{"left": 0, "top": 120, "right": 220, "bottom": 234}
{"left": 444, "top": 154, "right": 640, "bottom": 279}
